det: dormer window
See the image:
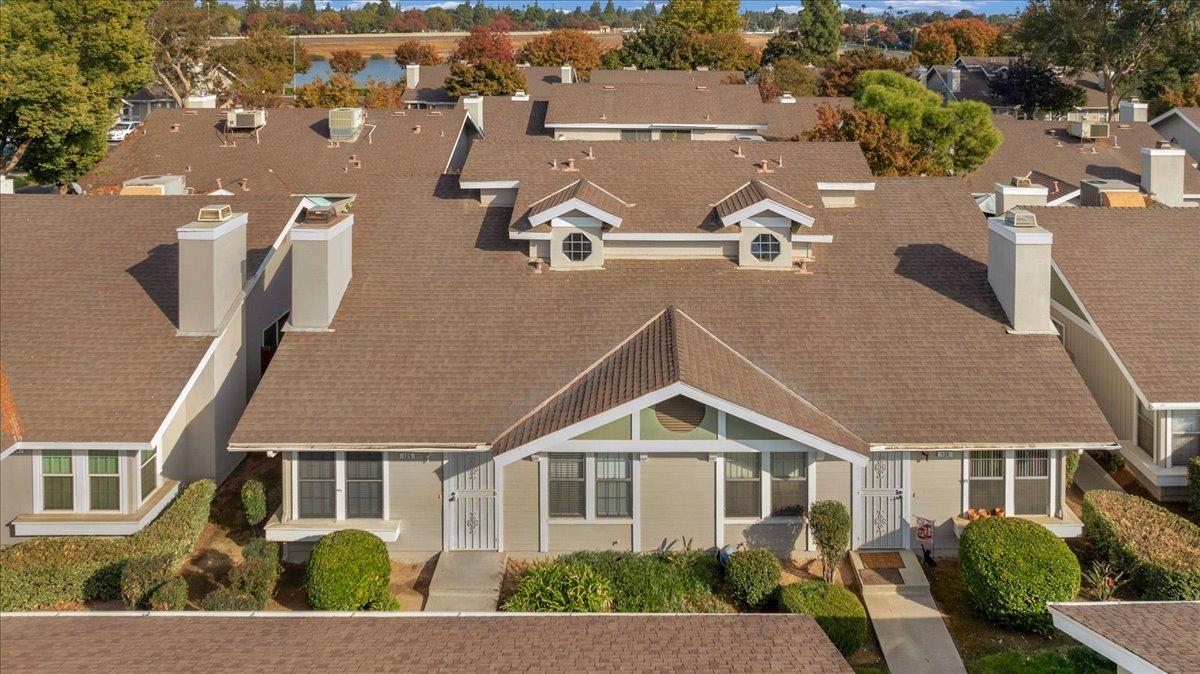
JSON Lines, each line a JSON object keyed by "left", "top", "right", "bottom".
{"left": 750, "top": 233, "right": 781, "bottom": 262}
{"left": 563, "top": 232, "right": 593, "bottom": 262}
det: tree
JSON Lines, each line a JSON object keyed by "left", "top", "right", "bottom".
{"left": 1152, "top": 74, "right": 1200, "bottom": 115}
{"left": 212, "top": 26, "right": 308, "bottom": 104}
{"left": 443, "top": 59, "right": 528, "bottom": 97}
{"left": 329, "top": 49, "right": 366, "bottom": 76}
{"left": 855, "top": 69, "right": 1001, "bottom": 174}
{"left": 822, "top": 49, "right": 912, "bottom": 96}
{"left": 804, "top": 104, "right": 944, "bottom": 176}
{"left": 988, "top": 59, "right": 1087, "bottom": 117}
{"left": 679, "top": 31, "right": 757, "bottom": 72}
{"left": 912, "top": 31, "right": 955, "bottom": 66}
{"left": 361, "top": 78, "right": 406, "bottom": 108}
{"left": 918, "top": 18, "right": 1002, "bottom": 59}
{"left": 615, "top": 22, "right": 755, "bottom": 71}
{"left": 147, "top": 1, "right": 223, "bottom": 107}
{"left": 758, "top": 58, "right": 821, "bottom": 101}
{"left": 299, "top": 0, "right": 318, "bottom": 19}
{"left": 1015, "top": 0, "right": 1200, "bottom": 116}
{"left": 762, "top": 0, "right": 841, "bottom": 65}
{"left": 451, "top": 26, "right": 515, "bottom": 63}
{"left": 516, "top": 29, "right": 604, "bottom": 75}
{"left": 660, "top": 0, "right": 742, "bottom": 34}
{"left": 294, "top": 74, "right": 359, "bottom": 107}
{"left": 393, "top": 40, "right": 441, "bottom": 67}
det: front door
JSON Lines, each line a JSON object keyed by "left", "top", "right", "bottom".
{"left": 859, "top": 453, "right": 907, "bottom": 549}
{"left": 446, "top": 452, "right": 497, "bottom": 550}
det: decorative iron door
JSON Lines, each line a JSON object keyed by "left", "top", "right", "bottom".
{"left": 859, "top": 453, "right": 907, "bottom": 549}
{"left": 447, "top": 452, "right": 497, "bottom": 550}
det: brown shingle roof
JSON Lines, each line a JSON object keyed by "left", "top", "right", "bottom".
{"left": 230, "top": 176, "right": 1114, "bottom": 449}
{"left": 588, "top": 69, "right": 744, "bottom": 86}
{"left": 402, "top": 65, "right": 565, "bottom": 104}
{"left": 0, "top": 194, "right": 302, "bottom": 443}
{"left": 1050, "top": 601, "right": 1200, "bottom": 674}
{"left": 526, "top": 179, "right": 629, "bottom": 223}
{"left": 0, "top": 614, "right": 852, "bottom": 673}
{"left": 462, "top": 140, "right": 863, "bottom": 233}
{"left": 1032, "top": 207, "right": 1200, "bottom": 403}
{"left": 492, "top": 307, "right": 868, "bottom": 455}
{"left": 713, "top": 179, "right": 808, "bottom": 220}
{"left": 762, "top": 97, "right": 854, "bottom": 140}
{"left": 544, "top": 84, "right": 766, "bottom": 128}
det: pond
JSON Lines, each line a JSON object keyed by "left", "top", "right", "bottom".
{"left": 294, "top": 58, "right": 406, "bottom": 86}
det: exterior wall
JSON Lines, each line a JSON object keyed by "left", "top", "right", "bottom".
{"left": 639, "top": 454, "right": 715, "bottom": 552}
{"left": 738, "top": 224, "right": 793, "bottom": 269}
{"left": 603, "top": 240, "right": 735, "bottom": 260}
{"left": 479, "top": 188, "right": 516, "bottom": 207}
{"left": 551, "top": 128, "right": 758, "bottom": 141}
{"left": 813, "top": 456, "right": 851, "bottom": 512}
{"left": 908, "top": 453, "right": 963, "bottom": 554}
{"left": 388, "top": 452, "right": 443, "bottom": 553}
{"left": 639, "top": 405, "right": 718, "bottom": 440}
{"left": 1152, "top": 115, "right": 1200, "bottom": 164}
{"left": 0, "top": 452, "right": 34, "bottom": 547}
{"left": 548, "top": 219, "right": 604, "bottom": 270}
{"left": 690, "top": 130, "right": 757, "bottom": 141}
{"left": 723, "top": 520, "right": 806, "bottom": 554}
{"left": 503, "top": 457, "right": 541, "bottom": 553}
{"left": 549, "top": 523, "right": 633, "bottom": 552}
{"left": 245, "top": 235, "right": 292, "bottom": 391}
{"left": 552, "top": 129, "right": 622, "bottom": 141}
{"left": 1052, "top": 306, "right": 1138, "bottom": 443}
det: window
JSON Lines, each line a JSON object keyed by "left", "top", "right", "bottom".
{"left": 345, "top": 452, "right": 384, "bottom": 518}
{"left": 562, "top": 233, "right": 592, "bottom": 262}
{"left": 88, "top": 451, "right": 120, "bottom": 511}
{"left": 968, "top": 451, "right": 1005, "bottom": 512}
{"left": 662, "top": 129, "right": 691, "bottom": 141}
{"left": 750, "top": 233, "right": 780, "bottom": 262}
{"left": 595, "top": 453, "right": 632, "bottom": 517}
{"left": 1014, "top": 450, "right": 1049, "bottom": 515}
{"left": 261, "top": 312, "right": 289, "bottom": 371}
{"left": 1137, "top": 401, "right": 1155, "bottom": 457}
{"left": 620, "top": 130, "right": 651, "bottom": 141}
{"left": 549, "top": 453, "right": 586, "bottom": 517}
{"left": 769, "top": 452, "right": 807, "bottom": 517}
{"left": 42, "top": 450, "right": 74, "bottom": 511}
{"left": 139, "top": 449, "right": 157, "bottom": 500}
{"left": 724, "top": 454, "right": 761, "bottom": 518}
{"left": 1171, "top": 411, "right": 1200, "bottom": 464}
{"left": 297, "top": 452, "right": 336, "bottom": 519}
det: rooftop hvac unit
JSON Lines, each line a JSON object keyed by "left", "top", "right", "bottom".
{"left": 120, "top": 174, "right": 187, "bottom": 195}
{"left": 328, "top": 107, "right": 365, "bottom": 142}
{"left": 1069, "top": 121, "right": 1110, "bottom": 140}
{"left": 226, "top": 108, "right": 267, "bottom": 130}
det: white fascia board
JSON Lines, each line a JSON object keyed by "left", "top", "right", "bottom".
{"left": 987, "top": 218, "right": 1053, "bottom": 244}
{"left": 1148, "top": 108, "right": 1200, "bottom": 135}
{"left": 509, "top": 230, "right": 552, "bottom": 240}
{"left": 12, "top": 482, "right": 179, "bottom": 537}
{"left": 545, "top": 122, "right": 765, "bottom": 131}
{"left": 1140, "top": 147, "right": 1186, "bottom": 157}
{"left": 177, "top": 212, "right": 249, "bottom": 240}
{"left": 1048, "top": 603, "right": 1166, "bottom": 674}
{"left": 291, "top": 214, "right": 354, "bottom": 241}
{"left": 1148, "top": 402, "right": 1200, "bottom": 411}
{"left": 528, "top": 198, "right": 622, "bottom": 228}
{"left": 816, "top": 182, "right": 876, "bottom": 191}
{"left": 994, "top": 184, "right": 1050, "bottom": 196}
{"left": 720, "top": 200, "right": 814, "bottom": 228}
{"left": 458, "top": 180, "right": 520, "bottom": 189}
{"left": 791, "top": 234, "right": 833, "bottom": 243}
{"left": 604, "top": 232, "right": 741, "bottom": 241}
{"left": 1047, "top": 189, "right": 1082, "bottom": 206}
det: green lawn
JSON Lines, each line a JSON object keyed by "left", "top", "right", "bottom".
{"left": 969, "top": 648, "right": 1114, "bottom": 674}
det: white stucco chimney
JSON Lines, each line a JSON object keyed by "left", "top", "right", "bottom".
{"left": 463, "top": 94, "right": 483, "bottom": 132}
{"left": 560, "top": 65, "right": 574, "bottom": 84}
{"left": 993, "top": 178, "right": 1048, "bottom": 214}
{"left": 987, "top": 209, "right": 1056, "bottom": 335}
{"left": 290, "top": 206, "right": 354, "bottom": 331}
{"left": 176, "top": 205, "right": 247, "bottom": 335}
{"left": 1118, "top": 100, "right": 1147, "bottom": 123}
{"left": 405, "top": 64, "right": 420, "bottom": 90}
{"left": 1141, "top": 143, "right": 1186, "bottom": 207}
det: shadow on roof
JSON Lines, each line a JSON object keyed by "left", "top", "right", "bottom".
{"left": 893, "top": 243, "right": 1005, "bottom": 323}
{"left": 473, "top": 207, "right": 520, "bottom": 252}
{"left": 126, "top": 243, "right": 179, "bottom": 328}
{"left": 1084, "top": 164, "right": 1140, "bottom": 184}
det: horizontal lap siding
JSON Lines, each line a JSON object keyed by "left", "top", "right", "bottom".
{"left": 640, "top": 454, "right": 715, "bottom": 552}
{"left": 813, "top": 457, "right": 852, "bottom": 511}
{"left": 724, "top": 521, "right": 807, "bottom": 553}
{"left": 908, "top": 454, "right": 962, "bottom": 554}
{"left": 549, "top": 523, "right": 633, "bottom": 552}
{"left": 1054, "top": 307, "right": 1136, "bottom": 442}
{"left": 503, "top": 458, "right": 540, "bottom": 553}
{"left": 389, "top": 453, "right": 442, "bottom": 553}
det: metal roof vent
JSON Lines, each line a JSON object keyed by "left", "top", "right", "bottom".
{"left": 1005, "top": 208, "right": 1037, "bottom": 228}
{"left": 1011, "top": 176, "right": 1033, "bottom": 187}
{"left": 1156, "top": 139, "right": 1173, "bottom": 150}
{"left": 197, "top": 204, "right": 233, "bottom": 222}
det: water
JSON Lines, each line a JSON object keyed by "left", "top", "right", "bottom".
{"left": 294, "top": 59, "right": 406, "bottom": 86}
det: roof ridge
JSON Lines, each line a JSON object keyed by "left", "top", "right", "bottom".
{"left": 525, "top": 179, "right": 582, "bottom": 210}
{"left": 582, "top": 179, "right": 634, "bottom": 208}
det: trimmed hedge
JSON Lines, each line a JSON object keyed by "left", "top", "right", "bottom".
{"left": 1065, "top": 452, "right": 1081, "bottom": 490}
{"left": 229, "top": 556, "right": 280, "bottom": 609}
{"left": 959, "top": 517, "right": 1080, "bottom": 633}
{"left": 778, "top": 581, "right": 868, "bottom": 656}
{"left": 1082, "top": 490, "right": 1200, "bottom": 600}
{"left": 1189, "top": 457, "right": 1200, "bottom": 517}
{"left": 305, "top": 529, "right": 391, "bottom": 611}
{"left": 242, "top": 537, "right": 279, "bottom": 562}
{"left": 241, "top": 479, "right": 267, "bottom": 527}
{"left": 149, "top": 577, "right": 189, "bottom": 610}
{"left": 725, "top": 549, "right": 782, "bottom": 610}
{"left": 201, "top": 587, "right": 259, "bottom": 611}
{"left": 559, "top": 551, "right": 725, "bottom": 612}
{"left": 0, "top": 479, "right": 216, "bottom": 610}
{"left": 119, "top": 554, "right": 175, "bottom": 609}
{"left": 503, "top": 561, "right": 614, "bottom": 612}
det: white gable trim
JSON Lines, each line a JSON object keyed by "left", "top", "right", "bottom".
{"left": 528, "top": 198, "right": 623, "bottom": 228}
{"left": 1148, "top": 108, "right": 1200, "bottom": 135}
{"left": 492, "top": 382, "right": 866, "bottom": 467}
{"left": 1047, "top": 189, "right": 1082, "bottom": 206}
{"left": 719, "top": 200, "right": 814, "bottom": 228}
{"left": 1048, "top": 603, "right": 1168, "bottom": 674}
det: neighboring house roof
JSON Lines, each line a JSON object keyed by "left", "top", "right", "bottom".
{"left": 229, "top": 176, "right": 1114, "bottom": 450}
{"left": 1033, "top": 207, "right": 1200, "bottom": 403}
{"left": 491, "top": 307, "right": 869, "bottom": 457}
{"left": 401, "top": 65, "right": 565, "bottom": 104}
{"left": 928, "top": 65, "right": 1003, "bottom": 107}
{"left": 963, "top": 116, "right": 1200, "bottom": 196}
{"left": 588, "top": 69, "right": 744, "bottom": 86}
{"left": 1049, "top": 602, "right": 1200, "bottom": 674}
{"left": 1149, "top": 106, "right": 1200, "bottom": 136}
{"left": 0, "top": 614, "right": 853, "bottom": 673}
{"left": 1068, "top": 72, "right": 1110, "bottom": 108}
{"left": 543, "top": 84, "right": 766, "bottom": 128}
{"left": 461, "top": 140, "right": 868, "bottom": 234}
{"left": 0, "top": 195, "right": 303, "bottom": 443}
{"left": 956, "top": 55, "right": 1017, "bottom": 70}
{"left": 83, "top": 107, "right": 471, "bottom": 196}
{"left": 762, "top": 97, "right": 855, "bottom": 140}
{"left": 124, "top": 84, "right": 175, "bottom": 103}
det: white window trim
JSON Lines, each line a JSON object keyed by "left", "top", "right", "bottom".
{"left": 136, "top": 448, "right": 160, "bottom": 506}
{"left": 962, "top": 449, "right": 1055, "bottom": 517}
{"left": 1167, "top": 409, "right": 1200, "bottom": 468}
{"left": 32, "top": 450, "right": 131, "bottom": 515}
{"left": 545, "top": 453, "right": 636, "bottom": 525}
{"left": 722, "top": 449, "right": 812, "bottom": 525}
{"left": 291, "top": 451, "right": 390, "bottom": 521}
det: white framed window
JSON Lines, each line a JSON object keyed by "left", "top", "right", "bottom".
{"left": 1137, "top": 401, "right": 1156, "bottom": 458}
{"left": 294, "top": 451, "right": 387, "bottom": 521}
{"left": 750, "top": 233, "right": 781, "bottom": 262}
{"left": 1170, "top": 410, "right": 1199, "bottom": 465}
{"left": 1014, "top": 450, "right": 1050, "bottom": 515}
{"left": 345, "top": 452, "right": 384, "bottom": 518}
{"left": 546, "top": 453, "right": 634, "bottom": 520}
{"left": 769, "top": 452, "right": 807, "bottom": 517}
{"left": 724, "top": 451, "right": 810, "bottom": 521}
{"left": 562, "top": 233, "right": 593, "bottom": 262}
{"left": 34, "top": 450, "right": 132, "bottom": 514}
{"left": 139, "top": 449, "right": 158, "bottom": 501}
{"left": 595, "top": 453, "right": 632, "bottom": 518}
{"left": 965, "top": 449, "right": 1059, "bottom": 517}
{"left": 297, "top": 452, "right": 337, "bottom": 518}
{"left": 88, "top": 451, "right": 121, "bottom": 512}
{"left": 41, "top": 450, "right": 74, "bottom": 511}
{"left": 967, "top": 450, "right": 1005, "bottom": 512}
{"left": 724, "top": 454, "right": 761, "bottom": 518}
{"left": 548, "top": 453, "right": 586, "bottom": 517}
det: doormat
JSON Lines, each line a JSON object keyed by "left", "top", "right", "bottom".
{"left": 859, "top": 567, "right": 904, "bottom": 585}
{"left": 859, "top": 552, "right": 904, "bottom": 569}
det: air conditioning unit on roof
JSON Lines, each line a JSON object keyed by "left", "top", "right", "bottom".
{"left": 328, "top": 107, "right": 365, "bottom": 142}
{"left": 1069, "top": 121, "right": 1110, "bottom": 140}
{"left": 226, "top": 108, "right": 266, "bottom": 130}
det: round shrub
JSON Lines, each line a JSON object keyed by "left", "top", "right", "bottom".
{"left": 725, "top": 549, "right": 782, "bottom": 609}
{"left": 119, "top": 554, "right": 175, "bottom": 609}
{"left": 241, "top": 479, "right": 267, "bottom": 527}
{"left": 959, "top": 517, "right": 1081, "bottom": 633}
{"left": 201, "top": 587, "right": 258, "bottom": 611}
{"left": 503, "top": 562, "right": 613, "bottom": 612}
{"left": 778, "top": 581, "right": 868, "bottom": 656}
{"left": 242, "top": 537, "right": 279, "bottom": 562}
{"left": 148, "top": 577, "right": 189, "bottom": 611}
{"left": 229, "top": 556, "right": 280, "bottom": 609}
{"left": 305, "top": 530, "right": 391, "bottom": 611}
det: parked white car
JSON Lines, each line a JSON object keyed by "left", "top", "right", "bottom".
{"left": 107, "top": 120, "right": 141, "bottom": 142}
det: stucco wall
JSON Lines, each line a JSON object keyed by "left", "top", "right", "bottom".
{"left": 1151, "top": 115, "right": 1200, "bottom": 165}
{"left": 503, "top": 457, "right": 541, "bottom": 553}
{"left": 549, "top": 523, "right": 633, "bottom": 552}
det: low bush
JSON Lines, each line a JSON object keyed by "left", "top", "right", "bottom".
{"left": 367, "top": 593, "right": 402, "bottom": 610}
{"left": 564, "top": 550, "right": 725, "bottom": 612}
{"left": 229, "top": 556, "right": 280, "bottom": 609}
{"left": 1082, "top": 490, "right": 1200, "bottom": 600}
{"left": 778, "top": 581, "right": 867, "bottom": 656}
{"left": 119, "top": 554, "right": 175, "bottom": 609}
{"left": 305, "top": 529, "right": 391, "bottom": 611}
{"left": 1065, "top": 451, "right": 1081, "bottom": 490}
{"left": 959, "top": 517, "right": 1080, "bottom": 633}
{"left": 725, "top": 549, "right": 781, "bottom": 610}
{"left": 809, "top": 500, "right": 851, "bottom": 583}
{"left": 242, "top": 537, "right": 279, "bottom": 562}
{"left": 149, "top": 577, "right": 189, "bottom": 611}
{"left": 0, "top": 479, "right": 216, "bottom": 610}
{"left": 503, "top": 561, "right": 613, "bottom": 612}
{"left": 241, "top": 479, "right": 267, "bottom": 527}
{"left": 201, "top": 587, "right": 258, "bottom": 611}
{"left": 1189, "top": 457, "right": 1200, "bottom": 517}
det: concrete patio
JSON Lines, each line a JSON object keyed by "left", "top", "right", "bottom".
{"left": 423, "top": 551, "right": 506, "bottom": 612}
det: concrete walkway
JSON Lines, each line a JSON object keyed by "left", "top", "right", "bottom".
{"left": 423, "top": 551, "right": 506, "bottom": 612}
{"left": 1073, "top": 451, "right": 1125, "bottom": 493}
{"left": 851, "top": 551, "right": 967, "bottom": 674}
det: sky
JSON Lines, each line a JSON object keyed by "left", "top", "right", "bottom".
{"left": 265, "top": 1, "right": 1030, "bottom": 17}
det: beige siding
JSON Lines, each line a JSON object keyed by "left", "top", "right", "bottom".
{"left": 280, "top": 455, "right": 292, "bottom": 521}
{"left": 724, "top": 521, "right": 806, "bottom": 553}
{"left": 1153, "top": 115, "right": 1200, "bottom": 164}
{"left": 549, "top": 523, "right": 633, "bottom": 552}
{"left": 0, "top": 452, "right": 34, "bottom": 547}
{"left": 553, "top": 129, "right": 622, "bottom": 141}
{"left": 813, "top": 457, "right": 852, "bottom": 512}
{"left": 503, "top": 457, "right": 540, "bottom": 553}
{"left": 908, "top": 454, "right": 962, "bottom": 553}
{"left": 640, "top": 454, "right": 715, "bottom": 551}
{"left": 389, "top": 453, "right": 443, "bottom": 553}
{"left": 1053, "top": 307, "right": 1137, "bottom": 442}
{"left": 604, "top": 240, "right": 735, "bottom": 260}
